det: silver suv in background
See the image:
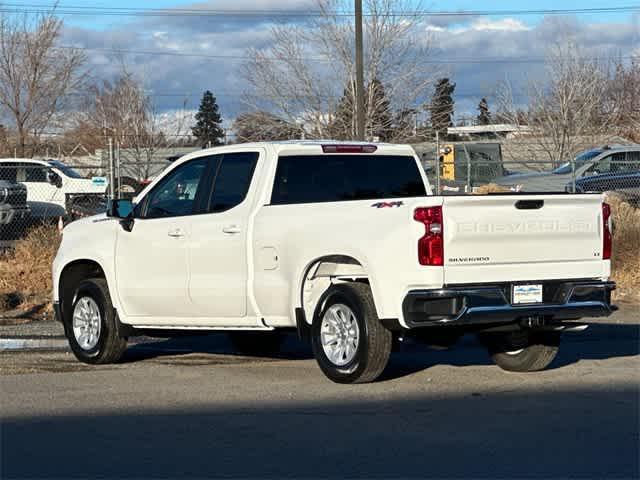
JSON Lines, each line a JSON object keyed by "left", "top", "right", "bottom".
{"left": 495, "top": 145, "right": 640, "bottom": 194}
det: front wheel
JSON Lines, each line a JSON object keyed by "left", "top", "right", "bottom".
{"left": 65, "top": 278, "right": 127, "bottom": 364}
{"left": 479, "top": 330, "right": 560, "bottom": 372}
{"left": 311, "top": 283, "right": 392, "bottom": 384}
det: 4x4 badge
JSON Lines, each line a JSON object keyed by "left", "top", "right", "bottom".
{"left": 371, "top": 201, "right": 404, "bottom": 208}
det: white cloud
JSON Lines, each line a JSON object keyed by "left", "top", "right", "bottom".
{"left": 62, "top": 12, "right": 637, "bottom": 119}
{"left": 452, "top": 18, "right": 532, "bottom": 33}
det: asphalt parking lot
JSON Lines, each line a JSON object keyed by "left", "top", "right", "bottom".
{"left": 1, "top": 305, "right": 639, "bottom": 479}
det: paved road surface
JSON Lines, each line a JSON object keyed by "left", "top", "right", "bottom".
{"left": 1, "top": 312, "right": 639, "bottom": 478}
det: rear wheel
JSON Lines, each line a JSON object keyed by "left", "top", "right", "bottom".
{"left": 65, "top": 278, "right": 127, "bottom": 364}
{"left": 480, "top": 329, "right": 560, "bottom": 372}
{"left": 311, "top": 283, "right": 392, "bottom": 384}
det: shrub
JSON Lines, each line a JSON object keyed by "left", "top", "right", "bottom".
{"left": 606, "top": 194, "right": 640, "bottom": 300}
{"left": 0, "top": 224, "right": 61, "bottom": 313}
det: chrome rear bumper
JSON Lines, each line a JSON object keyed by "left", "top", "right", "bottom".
{"left": 402, "top": 280, "right": 616, "bottom": 328}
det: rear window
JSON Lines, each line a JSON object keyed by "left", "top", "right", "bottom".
{"left": 271, "top": 155, "right": 426, "bottom": 205}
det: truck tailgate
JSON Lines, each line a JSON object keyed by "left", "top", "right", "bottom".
{"left": 442, "top": 194, "right": 608, "bottom": 284}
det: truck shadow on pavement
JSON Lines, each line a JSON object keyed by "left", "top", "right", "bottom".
{"left": 122, "top": 322, "right": 639, "bottom": 382}
{"left": 3, "top": 386, "right": 638, "bottom": 478}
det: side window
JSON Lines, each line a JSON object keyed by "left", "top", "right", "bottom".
{"left": 208, "top": 152, "right": 258, "bottom": 213}
{"left": 15, "top": 166, "right": 27, "bottom": 182}
{"left": 25, "top": 165, "right": 48, "bottom": 182}
{"left": 585, "top": 154, "right": 622, "bottom": 176}
{"left": 624, "top": 151, "right": 640, "bottom": 171}
{"left": 0, "top": 164, "right": 17, "bottom": 183}
{"left": 141, "top": 159, "right": 208, "bottom": 219}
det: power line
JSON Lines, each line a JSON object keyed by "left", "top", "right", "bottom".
{"left": 54, "top": 45, "right": 636, "bottom": 64}
{"left": 63, "top": 92, "right": 529, "bottom": 100}
{"left": 0, "top": 3, "right": 638, "bottom": 18}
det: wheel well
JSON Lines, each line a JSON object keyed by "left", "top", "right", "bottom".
{"left": 300, "top": 255, "right": 369, "bottom": 325}
{"left": 59, "top": 260, "right": 106, "bottom": 320}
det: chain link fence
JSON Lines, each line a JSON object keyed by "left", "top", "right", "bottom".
{"left": 1, "top": 139, "right": 638, "bottom": 247}
{"left": 415, "top": 141, "right": 640, "bottom": 205}
{"left": 0, "top": 144, "right": 197, "bottom": 247}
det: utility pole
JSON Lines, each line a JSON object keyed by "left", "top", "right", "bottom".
{"left": 354, "top": 0, "right": 365, "bottom": 141}
{"left": 108, "top": 137, "right": 115, "bottom": 199}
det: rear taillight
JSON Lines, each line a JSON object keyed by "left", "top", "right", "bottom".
{"left": 321, "top": 144, "right": 377, "bottom": 154}
{"left": 602, "top": 202, "right": 612, "bottom": 260}
{"left": 414, "top": 206, "right": 443, "bottom": 266}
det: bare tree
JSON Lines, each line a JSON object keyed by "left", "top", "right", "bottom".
{"left": 496, "top": 38, "right": 613, "bottom": 165}
{"left": 608, "top": 56, "right": 640, "bottom": 143}
{"left": 74, "top": 65, "right": 190, "bottom": 181}
{"left": 0, "top": 8, "right": 85, "bottom": 157}
{"left": 233, "top": 111, "right": 303, "bottom": 142}
{"left": 242, "top": 0, "right": 438, "bottom": 141}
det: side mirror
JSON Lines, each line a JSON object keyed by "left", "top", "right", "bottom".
{"left": 107, "top": 199, "right": 133, "bottom": 218}
{"left": 47, "top": 170, "right": 62, "bottom": 188}
{"left": 107, "top": 199, "right": 135, "bottom": 232}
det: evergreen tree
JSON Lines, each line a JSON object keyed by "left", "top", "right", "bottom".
{"left": 329, "top": 79, "right": 394, "bottom": 141}
{"left": 367, "top": 78, "right": 393, "bottom": 141}
{"left": 328, "top": 83, "right": 356, "bottom": 140}
{"left": 429, "top": 78, "right": 455, "bottom": 137}
{"left": 477, "top": 97, "right": 491, "bottom": 125}
{"left": 192, "top": 90, "right": 224, "bottom": 147}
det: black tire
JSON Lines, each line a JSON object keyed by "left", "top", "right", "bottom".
{"left": 480, "top": 330, "right": 560, "bottom": 372}
{"left": 311, "top": 282, "right": 392, "bottom": 384}
{"left": 64, "top": 278, "right": 127, "bottom": 364}
{"left": 227, "top": 331, "right": 284, "bottom": 356}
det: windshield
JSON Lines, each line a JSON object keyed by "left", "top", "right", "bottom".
{"left": 48, "top": 160, "right": 84, "bottom": 179}
{"left": 552, "top": 149, "right": 603, "bottom": 174}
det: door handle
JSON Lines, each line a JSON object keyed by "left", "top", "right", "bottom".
{"left": 167, "top": 228, "right": 185, "bottom": 238}
{"left": 222, "top": 225, "right": 242, "bottom": 234}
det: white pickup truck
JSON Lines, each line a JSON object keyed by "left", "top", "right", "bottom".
{"left": 0, "top": 159, "right": 108, "bottom": 219}
{"left": 52, "top": 141, "right": 616, "bottom": 383}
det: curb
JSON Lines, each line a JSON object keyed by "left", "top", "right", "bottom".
{"left": 0, "top": 337, "right": 69, "bottom": 351}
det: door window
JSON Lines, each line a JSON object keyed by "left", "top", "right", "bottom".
{"left": 0, "top": 163, "right": 17, "bottom": 183}
{"left": 584, "top": 153, "right": 625, "bottom": 176}
{"left": 624, "top": 151, "right": 640, "bottom": 171}
{"left": 208, "top": 152, "right": 258, "bottom": 213}
{"left": 140, "top": 159, "right": 208, "bottom": 219}
{"left": 25, "top": 165, "right": 49, "bottom": 182}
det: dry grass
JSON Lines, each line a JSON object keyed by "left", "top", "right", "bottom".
{"left": 606, "top": 194, "right": 640, "bottom": 300}
{"left": 0, "top": 225, "right": 60, "bottom": 313}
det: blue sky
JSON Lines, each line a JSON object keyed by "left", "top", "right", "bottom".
{"left": 6, "top": 1, "right": 639, "bottom": 123}
{"left": 10, "top": 0, "right": 638, "bottom": 29}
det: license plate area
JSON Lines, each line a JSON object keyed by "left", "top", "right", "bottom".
{"left": 512, "top": 284, "right": 543, "bottom": 305}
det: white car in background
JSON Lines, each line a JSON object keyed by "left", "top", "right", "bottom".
{"left": 0, "top": 159, "right": 108, "bottom": 220}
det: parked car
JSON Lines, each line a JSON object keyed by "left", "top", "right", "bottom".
{"left": 0, "top": 159, "right": 108, "bottom": 220}
{"left": 495, "top": 145, "right": 640, "bottom": 192}
{"left": 0, "top": 176, "right": 29, "bottom": 239}
{"left": 53, "top": 141, "right": 616, "bottom": 383}
{"left": 567, "top": 167, "right": 640, "bottom": 206}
